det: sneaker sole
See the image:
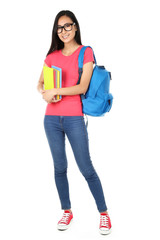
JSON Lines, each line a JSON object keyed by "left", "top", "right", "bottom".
{"left": 57, "top": 219, "right": 73, "bottom": 231}
{"left": 99, "top": 227, "right": 112, "bottom": 235}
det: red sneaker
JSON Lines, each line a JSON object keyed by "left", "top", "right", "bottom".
{"left": 57, "top": 210, "right": 73, "bottom": 230}
{"left": 99, "top": 212, "right": 112, "bottom": 235}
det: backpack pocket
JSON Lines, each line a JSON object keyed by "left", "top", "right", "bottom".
{"left": 82, "top": 94, "right": 113, "bottom": 116}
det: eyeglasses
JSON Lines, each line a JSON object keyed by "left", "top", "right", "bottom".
{"left": 57, "top": 23, "right": 76, "bottom": 34}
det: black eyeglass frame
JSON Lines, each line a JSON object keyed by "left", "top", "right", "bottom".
{"left": 57, "top": 23, "right": 76, "bottom": 34}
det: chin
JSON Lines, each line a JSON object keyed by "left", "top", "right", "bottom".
{"left": 61, "top": 38, "right": 72, "bottom": 44}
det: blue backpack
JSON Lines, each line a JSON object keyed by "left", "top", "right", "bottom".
{"left": 77, "top": 46, "right": 113, "bottom": 117}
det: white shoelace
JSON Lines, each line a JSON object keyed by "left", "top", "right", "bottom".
{"left": 100, "top": 215, "right": 109, "bottom": 228}
{"left": 59, "top": 213, "right": 70, "bottom": 224}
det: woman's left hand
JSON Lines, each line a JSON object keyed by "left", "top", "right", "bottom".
{"left": 42, "top": 89, "right": 57, "bottom": 103}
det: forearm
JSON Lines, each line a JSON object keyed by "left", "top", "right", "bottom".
{"left": 37, "top": 82, "right": 44, "bottom": 93}
{"left": 55, "top": 84, "right": 85, "bottom": 96}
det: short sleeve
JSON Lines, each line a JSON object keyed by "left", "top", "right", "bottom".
{"left": 44, "top": 54, "right": 51, "bottom": 67}
{"left": 83, "top": 47, "right": 95, "bottom": 65}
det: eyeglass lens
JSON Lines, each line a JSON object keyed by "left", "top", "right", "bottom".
{"left": 57, "top": 23, "right": 74, "bottom": 34}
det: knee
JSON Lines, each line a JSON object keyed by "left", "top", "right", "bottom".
{"left": 54, "top": 164, "right": 67, "bottom": 176}
{"left": 81, "top": 165, "right": 98, "bottom": 181}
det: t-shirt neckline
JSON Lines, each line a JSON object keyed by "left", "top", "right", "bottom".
{"left": 60, "top": 45, "right": 83, "bottom": 57}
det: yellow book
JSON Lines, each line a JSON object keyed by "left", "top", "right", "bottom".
{"left": 43, "top": 66, "right": 54, "bottom": 90}
{"left": 43, "top": 66, "right": 62, "bottom": 100}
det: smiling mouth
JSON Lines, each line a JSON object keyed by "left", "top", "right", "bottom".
{"left": 62, "top": 34, "right": 70, "bottom": 39}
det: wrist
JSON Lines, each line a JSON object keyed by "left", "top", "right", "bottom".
{"left": 55, "top": 88, "right": 60, "bottom": 95}
{"left": 38, "top": 87, "right": 43, "bottom": 94}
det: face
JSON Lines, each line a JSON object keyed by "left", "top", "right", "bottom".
{"left": 57, "top": 16, "right": 77, "bottom": 44}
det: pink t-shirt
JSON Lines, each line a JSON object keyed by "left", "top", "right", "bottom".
{"left": 44, "top": 45, "right": 94, "bottom": 116}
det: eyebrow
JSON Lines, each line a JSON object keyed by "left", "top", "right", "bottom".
{"left": 57, "top": 22, "right": 73, "bottom": 27}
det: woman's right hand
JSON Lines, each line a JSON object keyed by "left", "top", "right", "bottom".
{"left": 52, "top": 97, "right": 62, "bottom": 103}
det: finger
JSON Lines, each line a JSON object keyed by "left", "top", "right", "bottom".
{"left": 52, "top": 99, "right": 61, "bottom": 103}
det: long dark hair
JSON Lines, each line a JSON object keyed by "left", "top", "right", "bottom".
{"left": 46, "top": 10, "right": 82, "bottom": 56}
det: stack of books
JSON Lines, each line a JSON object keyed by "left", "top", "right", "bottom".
{"left": 43, "top": 65, "right": 62, "bottom": 100}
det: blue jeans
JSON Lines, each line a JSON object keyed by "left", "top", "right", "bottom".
{"left": 44, "top": 115, "right": 107, "bottom": 212}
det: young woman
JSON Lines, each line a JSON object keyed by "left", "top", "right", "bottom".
{"left": 37, "top": 10, "right": 112, "bottom": 235}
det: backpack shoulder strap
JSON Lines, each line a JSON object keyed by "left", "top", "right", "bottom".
{"left": 77, "top": 46, "right": 96, "bottom": 85}
{"left": 78, "top": 46, "right": 97, "bottom": 69}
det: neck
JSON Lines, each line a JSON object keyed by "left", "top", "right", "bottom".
{"left": 63, "top": 40, "right": 80, "bottom": 53}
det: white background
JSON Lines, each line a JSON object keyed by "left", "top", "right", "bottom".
{"left": 0, "top": 0, "right": 160, "bottom": 239}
